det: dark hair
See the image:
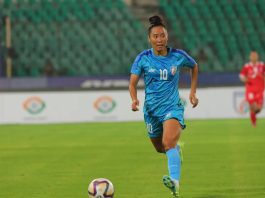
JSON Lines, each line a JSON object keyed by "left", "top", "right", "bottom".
{"left": 148, "top": 15, "right": 166, "bottom": 35}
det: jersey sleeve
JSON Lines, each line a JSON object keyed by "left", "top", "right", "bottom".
{"left": 261, "top": 62, "right": 265, "bottom": 77}
{"left": 130, "top": 53, "right": 143, "bottom": 76}
{"left": 178, "top": 49, "right": 197, "bottom": 68}
{"left": 240, "top": 65, "right": 248, "bottom": 77}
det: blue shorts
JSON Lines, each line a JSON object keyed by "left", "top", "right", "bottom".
{"left": 144, "top": 109, "right": 186, "bottom": 138}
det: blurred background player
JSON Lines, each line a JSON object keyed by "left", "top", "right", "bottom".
{"left": 239, "top": 51, "right": 265, "bottom": 126}
{"left": 129, "top": 15, "right": 199, "bottom": 197}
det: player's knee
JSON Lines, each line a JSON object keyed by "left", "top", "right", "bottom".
{"left": 153, "top": 144, "right": 165, "bottom": 153}
{"left": 253, "top": 104, "right": 262, "bottom": 113}
{"left": 154, "top": 147, "right": 165, "bottom": 153}
{"left": 162, "top": 139, "right": 175, "bottom": 151}
{"left": 250, "top": 105, "right": 256, "bottom": 112}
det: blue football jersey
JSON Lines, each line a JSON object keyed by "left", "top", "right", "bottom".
{"left": 131, "top": 47, "right": 196, "bottom": 117}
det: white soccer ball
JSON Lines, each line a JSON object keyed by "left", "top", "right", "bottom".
{"left": 88, "top": 178, "right": 114, "bottom": 198}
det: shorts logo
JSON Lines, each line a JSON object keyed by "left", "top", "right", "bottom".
{"left": 180, "top": 97, "right": 187, "bottom": 108}
{"left": 165, "top": 112, "right": 172, "bottom": 119}
{"left": 170, "top": 66, "right": 177, "bottom": 75}
{"left": 23, "top": 96, "right": 46, "bottom": 115}
{"left": 94, "top": 96, "right": 116, "bottom": 114}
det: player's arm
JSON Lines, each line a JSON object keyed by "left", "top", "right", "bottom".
{"left": 239, "top": 66, "right": 248, "bottom": 83}
{"left": 129, "top": 74, "right": 140, "bottom": 111}
{"left": 239, "top": 74, "right": 248, "bottom": 83}
{"left": 189, "top": 64, "right": 199, "bottom": 108}
{"left": 263, "top": 68, "right": 265, "bottom": 88}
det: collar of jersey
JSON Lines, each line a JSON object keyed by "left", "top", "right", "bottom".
{"left": 151, "top": 47, "right": 171, "bottom": 59}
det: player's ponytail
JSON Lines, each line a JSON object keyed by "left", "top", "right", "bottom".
{"left": 148, "top": 15, "right": 166, "bottom": 35}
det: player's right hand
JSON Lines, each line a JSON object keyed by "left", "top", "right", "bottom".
{"left": 189, "top": 93, "right": 199, "bottom": 108}
{"left": 131, "top": 99, "right": 139, "bottom": 111}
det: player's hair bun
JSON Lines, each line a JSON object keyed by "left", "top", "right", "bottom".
{"left": 149, "top": 15, "right": 164, "bottom": 26}
{"left": 148, "top": 15, "right": 166, "bottom": 35}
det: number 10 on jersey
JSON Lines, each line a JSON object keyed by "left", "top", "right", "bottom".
{"left": 159, "top": 69, "right": 168, "bottom": 80}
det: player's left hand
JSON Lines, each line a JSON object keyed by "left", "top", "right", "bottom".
{"left": 189, "top": 93, "right": 199, "bottom": 108}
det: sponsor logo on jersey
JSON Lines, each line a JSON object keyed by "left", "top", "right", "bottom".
{"left": 170, "top": 66, "right": 177, "bottom": 75}
{"left": 148, "top": 68, "right": 156, "bottom": 73}
{"left": 94, "top": 96, "right": 116, "bottom": 113}
{"left": 23, "top": 96, "right": 46, "bottom": 115}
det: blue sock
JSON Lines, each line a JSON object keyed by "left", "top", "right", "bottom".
{"left": 176, "top": 144, "right": 180, "bottom": 152}
{"left": 166, "top": 148, "right": 181, "bottom": 181}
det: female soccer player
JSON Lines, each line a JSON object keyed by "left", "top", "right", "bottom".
{"left": 129, "top": 15, "right": 199, "bottom": 197}
{"left": 239, "top": 51, "right": 265, "bottom": 126}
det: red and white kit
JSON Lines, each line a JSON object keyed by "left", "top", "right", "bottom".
{"left": 240, "top": 61, "right": 265, "bottom": 105}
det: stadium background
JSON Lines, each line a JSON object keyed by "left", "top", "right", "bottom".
{"left": 0, "top": 0, "right": 265, "bottom": 198}
{"left": 1, "top": 0, "right": 264, "bottom": 79}
{"left": 0, "top": 0, "right": 265, "bottom": 122}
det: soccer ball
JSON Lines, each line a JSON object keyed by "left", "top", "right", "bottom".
{"left": 88, "top": 178, "right": 114, "bottom": 198}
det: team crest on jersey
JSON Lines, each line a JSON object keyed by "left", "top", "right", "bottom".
{"left": 170, "top": 66, "right": 177, "bottom": 75}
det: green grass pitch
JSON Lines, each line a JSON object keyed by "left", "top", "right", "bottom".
{"left": 0, "top": 119, "right": 265, "bottom": 198}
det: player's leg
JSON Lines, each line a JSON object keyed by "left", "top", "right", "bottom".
{"left": 247, "top": 92, "right": 258, "bottom": 126}
{"left": 248, "top": 92, "right": 263, "bottom": 126}
{"left": 163, "top": 119, "right": 181, "bottom": 150}
{"left": 144, "top": 114, "right": 164, "bottom": 152}
{"left": 163, "top": 119, "right": 182, "bottom": 180}
{"left": 250, "top": 92, "right": 264, "bottom": 126}
{"left": 150, "top": 137, "right": 183, "bottom": 161}
{"left": 162, "top": 119, "right": 182, "bottom": 197}
{"left": 254, "top": 92, "right": 264, "bottom": 114}
{"left": 150, "top": 137, "right": 165, "bottom": 153}
{"left": 249, "top": 103, "right": 257, "bottom": 126}
{"left": 249, "top": 102, "right": 262, "bottom": 113}
{"left": 145, "top": 112, "right": 184, "bottom": 197}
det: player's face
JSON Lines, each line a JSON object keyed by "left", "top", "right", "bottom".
{"left": 250, "top": 52, "right": 259, "bottom": 63}
{"left": 149, "top": 26, "right": 168, "bottom": 53}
